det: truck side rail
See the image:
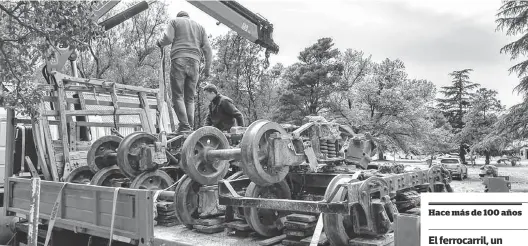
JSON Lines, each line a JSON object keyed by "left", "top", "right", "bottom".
{"left": 5, "top": 177, "right": 155, "bottom": 244}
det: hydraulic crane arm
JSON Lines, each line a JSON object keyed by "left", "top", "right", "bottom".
{"left": 187, "top": 0, "right": 279, "bottom": 54}
{"left": 45, "top": 0, "right": 279, "bottom": 73}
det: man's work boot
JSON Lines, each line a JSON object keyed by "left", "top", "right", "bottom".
{"left": 175, "top": 124, "right": 192, "bottom": 135}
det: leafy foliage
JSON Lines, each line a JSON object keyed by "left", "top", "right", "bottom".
{"left": 0, "top": 1, "right": 105, "bottom": 116}
{"left": 496, "top": 0, "right": 528, "bottom": 94}
{"left": 458, "top": 88, "right": 504, "bottom": 163}
{"left": 274, "top": 37, "right": 343, "bottom": 124}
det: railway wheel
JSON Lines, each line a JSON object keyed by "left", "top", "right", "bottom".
{"left": 240, "top": 120, "right": 289, "bottom": 186}
{"left": 87, "top": 135, "right": 122, "bottom": 173}
{"left": 129, "top": 170, "right": 174, "bottom": 190}
{"left": 90, "top": 166, "right": 129, "bottom": 187}
{"left": 174, "top": 175, "right": 201, "bottom": 228}
{"left": 243, "top": 181, "right": 291, "bottom": 237}
{"left": 64, "top": 166, "right": 94, "bottom": 184}
{"left": 323, "top": 174, "right": 358, "bottom": 246}
{"left": 117, "top": 132, "right": 158, "bottom": 178}
{"left": 180, "top": 127, "right": 230, "bottom": 185}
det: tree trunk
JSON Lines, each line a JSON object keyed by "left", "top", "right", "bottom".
{"left": 459, "top": 144, "right": 466, "bottom": 164}
{"left": 378, "top": 149, "right": 384, "bottom": 160}
{"left": 485, "top": 152, "right": 490, "bottom": 165}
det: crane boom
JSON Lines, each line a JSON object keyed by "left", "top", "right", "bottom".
{"left": 44, "top": 0, "right": 279, "bottom": 73}
{"left": 187, "top": 0, "right": 279, "bottom": 54}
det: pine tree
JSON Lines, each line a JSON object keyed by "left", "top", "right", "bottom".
{"left": 496, "top": 0, "right": 528, "bottom": 94}
{"left": 437, "top": 69, "right": 480, "bottom": 130}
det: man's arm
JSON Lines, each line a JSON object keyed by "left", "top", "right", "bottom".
{"left": 200, "top": 29, "right": 213, "bottom": 74}
{"left": 205, "top": 112, "right": 212, "bottom": 126}
{"left": 222, "top": 100, "right": 245, "bottom": 127}
{"left": 158, "top": 21, "right": 175, "bottom": 47}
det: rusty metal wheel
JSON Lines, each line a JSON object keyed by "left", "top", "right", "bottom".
{"left": 180, "top": 126, "right": 230, "bottom": 185}
{"left": 323, "top": 174, "right": 359, "bottom": 245}
{"left": 90, "top": 166, "right": 129, "bottom": 187}
{"left": 174, "top": 175, "right": 201, "bottom": 227}
{"left": 87, "top": 135, "right": 122, "bottom": 173}
{"left": 243, "top": 180, "right": 291, "bottom": 237}
{"left": 240, "top": 120, "right": 289, "bottom": 186}
{"left": 117, "top": 132, "right": 158, "bottom": 178}
{"left": 64, "top": 166, "right": 94, "bottom": 184}
{"left": 129, "top": 170, "right": 174, "bottom": 190}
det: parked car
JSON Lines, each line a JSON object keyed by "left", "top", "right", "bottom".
{"left": 497, "top": 155, "right": 521, "bottom": 166}
{"left": 440, "top": 158, "right": 468, "bottom": 180}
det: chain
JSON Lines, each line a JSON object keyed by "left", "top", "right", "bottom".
{"left": 110, "top": 83, "right": 121, "bottom": 137}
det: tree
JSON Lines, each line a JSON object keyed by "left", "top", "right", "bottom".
{"left": 496, "top": 0, "right": 528, "bottom": 94}
{"left": 274, "top": 37, "right": 343, "bottom": 124}
{"left": 206, "top": 31, "right": 273, "bottom": 126}
{"left": 331, "top": 57, "right": 438, "bottom": 160}
{"left": 0, "top": 1, "right": 105, "bottom": 116}
{"left": 437, "top": 69, "right": 480, "bottom": 130}
{"left": 328, "top": 49, "right": 372, "bottom": 123}
{"left": 458, "top": 88, "right": 504, "bottom": 164}
{"left": 437, "top": 69, "right": 479, "bottom": 163}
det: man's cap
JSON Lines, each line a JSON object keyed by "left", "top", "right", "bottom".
{"left": 177, "top": 11, "right": 189, "bottom": 17}
{"left": 203, "top": 83, "right": 218, "bottom": 93}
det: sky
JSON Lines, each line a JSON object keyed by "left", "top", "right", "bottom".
{"left": 165, "top": 0, "right": 524, "bottom": 108}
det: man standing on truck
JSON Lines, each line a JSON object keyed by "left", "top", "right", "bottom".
{"left": 203, "top": 84, "right": 245, "bottom": 131}
{"left": 157, "top": 11, "right": 213, "bottom": 133}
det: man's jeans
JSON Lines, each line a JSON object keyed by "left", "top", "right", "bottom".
{"left": 170, "top": 57, "right": 199, "bottom": 131}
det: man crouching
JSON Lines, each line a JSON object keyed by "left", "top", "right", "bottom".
{"left": 203, "top": 84, "right": 245, "bottom": 131}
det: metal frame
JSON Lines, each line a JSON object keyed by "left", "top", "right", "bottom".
{"left": 219, "top": 167, "right": 446, "bottom": 215}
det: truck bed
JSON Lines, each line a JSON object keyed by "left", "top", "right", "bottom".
{"left": 155, "top": 225, "right": 265, "bottom": 246}
{"left": 4, "top": 177, "right": 267, "bottom": 246}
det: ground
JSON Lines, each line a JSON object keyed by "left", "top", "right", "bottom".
{"left": 397, "top": 157, "right": 528, "bottom": 193}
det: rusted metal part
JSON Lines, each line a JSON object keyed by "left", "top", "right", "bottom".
{"left": 240, "top": 120, "right": 290, "bottom": 186}
{"left": 180, "top": 126, "right": 231, "bottom": 185}
{"left": 64, "top": 166, "right": 94, "bottom": 184}
{"left": 206, "top": 148, "right": 242, "bottom": 162}
{"left": 117, "top": 132, "right": 160, "bottom": 178}
{"left": 219, "top": 165, "right": 451, "bottom": 242}
{"left": 129, "top": 170, "right": 174, "bottom": 190}
{"left": 87, "top": 135, "right": 122, "bottom": 173}
{"left": 90, "top": 166, "right": 129, "bottom": 187}
{"left": 243, "top": 181, "right": 291, "bottom": 237}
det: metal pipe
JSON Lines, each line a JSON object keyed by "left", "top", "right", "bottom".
{"left": 205, "top": 148, "right": 241, "bottom": 162}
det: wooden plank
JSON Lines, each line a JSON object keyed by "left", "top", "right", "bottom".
{"left": 110, "top": 86, "right": 120, "bottom": 131}
{"left": 62, "top": 76, "right": 159, "bottom": 94}
{"left": 41, "top": 115, "right": 60, "bottom": 181}
{"left": 286, "top": 214, "right": 318, "bottom": 223}
{"left": 25, "top": 157, "right": 40, "bottom": 178}
{"left": 139, "top": 110, "right": 155, "bottom": 134}
{"left": 53, "top": 75, "right": 71, "bottom": 181}
{"left": 43, "top": 97, "right": 158, "bottom": 109}
{"left": 43, "top": 108, "right": 145, "bottom": 117}
{"left": 349, "top": 233, "right": 394, "bottom": 246}
{"left": 68, "top": 121, "right": 77, "bottom": 151}
{"left": 259, "top": 234, "right": 287, "bottom": 246}
{"left": 139, "top": 92, "right": 155, "bottom": 134}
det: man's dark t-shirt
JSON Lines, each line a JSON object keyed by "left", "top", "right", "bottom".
{"left": 205, "top": 94, "right": 245, "bottom": 131}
